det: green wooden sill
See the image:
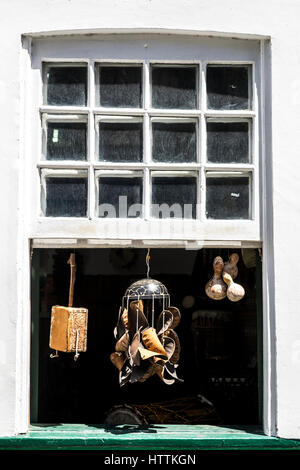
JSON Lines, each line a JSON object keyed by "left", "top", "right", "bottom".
{"left": 1, "top": 424, "right": 300, "bottom": 450}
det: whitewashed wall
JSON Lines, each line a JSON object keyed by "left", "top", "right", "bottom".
{"left": 0, "top": 0, "right": 299, "bottom": 439}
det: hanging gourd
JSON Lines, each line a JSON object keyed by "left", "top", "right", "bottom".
{"left": 205, "top": 252, "right": 245, "bottom": 303}
{"left": 205, "top": 256, "right": 227, "bottom": 300}
{"left": 223, "top": 253, "right": 239, "bottom": 279}
{"left": 49, "top": 253, "right": 88, "bottom": 361}
{"left": 222, "top": 272, "right": 245, "bottom": 302}
{"left": 110, "top": 249, "right": 183, "bottom": 386}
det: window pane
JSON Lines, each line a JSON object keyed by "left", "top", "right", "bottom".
{"left": 207, "top": 66, "right": 251, "bottom": 110}
{"left": 152, "top": 66, "right": 197, "bottom": 109}
{"left": 99, "top": 122, "right": 143, "bottom": 162}
{"left": 206, "top": 176, "right": 250, "bottom": 219}
{"left": 98, "top": 177, "right": 143, "bottom": 218}
{"left": 47, "top": 122, "right": 87, "bottom": 161}
{"left": 152, "top": 122, "right": 197, "bottom": 163}
{"left": 46, "top": 177, "right": 87, "bottom": 217}
{"left": 152, "top": 176, "right": 196, "bottom": 218}
{"left": 207, "top": 121, "right": 249, "bottom": 163}
{"left": 99, "top": 66, "right": 142, "bottom": 108}
{"left": 46, "top": 66, "right": 87, "bottom": 106}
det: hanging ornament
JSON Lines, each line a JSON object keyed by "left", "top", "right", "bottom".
{"left": 49, "top": 253, "right": 88, "bottom": 361}
{"left": 223, "top": 253, "right": 239, "bottom": 279}
{"left": 205, "top": 256, "right": 227, "bottom": 300}
{"left": 205, "top": 253, "right": 245, "bottom": 303}
{"left": 110, "top": 249, "right": 183, "bottom": 386}
{"left": 222, "top": 272, "right": 245, "bottom": 302}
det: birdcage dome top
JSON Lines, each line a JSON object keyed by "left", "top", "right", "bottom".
{"left": 124, "top": 278, "right": 169, "bottom": 299}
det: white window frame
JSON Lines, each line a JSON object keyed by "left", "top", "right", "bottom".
{"left": 25, "top": 36, "right": 261, "bottom": 246}
{"left": 16, "top": 34, "right": 275, "bottom": 439}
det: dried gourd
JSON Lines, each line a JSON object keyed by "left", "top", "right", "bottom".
{"left": 222, "top": 272, "right": 245, "bottom": 302}
{"left": 205, "top": 256, "right": 227, "bottom": 300}
{"left": 223, "top": 253, "right": 239, "bottom": 279}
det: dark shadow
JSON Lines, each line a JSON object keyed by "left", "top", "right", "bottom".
{"left": 87, "top": 423, "right": 164, "bottom": 434}
{"left": 214, "top": 424, "right": 264, "bottom": 435}
{"left": 31, "top": 423, "right": 63, "bottom": 428}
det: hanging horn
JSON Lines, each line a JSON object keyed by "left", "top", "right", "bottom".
{"left": 129, "top": 359, "right": 152, "bottom": 384}
{"left": 167, "top": 306, "right": 181, "bottom": 329}
{"left": 160, "top": 335, "right": 176, "bottom": 361}
{"left": 156, "top": 310, "right": 173, "bottom": 336}
{"left": 126, "top": 300, "right": 148, "bottom": 333}
{"left": 114, "top": 306, "right": 126, "bottom": 340}
{"left": 110, "top": 352, "right": 126, "bottom": 371}
{"left": 142, "top": 327, "right": 167, "bottom": 357}
{"left": 121, "top": 308, "right": 129, "bottom": 330}
{"left": 115, "top": 331, "right": 130, "bottom": 352}
{"left": 164, "top": 329, "right": 181, "bottom": 364}
{"left": 164, "top": 361, "right": 184, "bottom": 382}
{"left": 129, "top": 328, "right": 142, "bottom": 366}
{"left": 138, "top": 346, "right": 167, "bottom": 361}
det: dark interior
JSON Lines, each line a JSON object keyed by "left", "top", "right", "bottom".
{"left": 31, "top": 247, "right": 261, "bottom": 425}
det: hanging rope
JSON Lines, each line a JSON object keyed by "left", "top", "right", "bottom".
{"left": 152, "top": 293, "right": 155, "bottom": 328}
{"left": 146, "top": 248, "right": 150, "bottom": 279}
{"left": 136, "top": 294, "right": 140, "bottom": 332}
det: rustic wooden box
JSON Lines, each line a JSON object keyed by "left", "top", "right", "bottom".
{"left": 49, "top": 305, "right": 88, "bottom": 353}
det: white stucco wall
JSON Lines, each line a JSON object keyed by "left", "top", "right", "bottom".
{"left": 0, "top": 0, "right": 300, "bottom": 439}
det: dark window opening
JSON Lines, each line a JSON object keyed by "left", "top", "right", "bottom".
{"left": 31, "top": 248, "right": 262, "bottom": 426}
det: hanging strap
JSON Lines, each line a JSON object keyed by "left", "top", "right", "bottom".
{"left": 67, "top": 253, "right": 76, "bottom": 308}
{"left": 74, "top": 329, "right": 80, "bottom": 362}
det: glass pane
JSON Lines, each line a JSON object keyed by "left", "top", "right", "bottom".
{"left": 207, "top": 66, "right": 251, "bottom": 110}
{"left": 46, "top": 66, "right": 87, "bottom": 106}
{"left": 207, "top": 121, "right": 249, "bottom": 163}
{"left": 98, "top": 177, "right": 143, "bottom": 218}
{"left": 99, "top": 122, "right": 143, "bottom": 162}
{"left": 47, "top": 122, "right": 87, "bottom": 161}
{"left": 152, "top": 66, "right": 197, "bottom": 109}
{"left": 152, "top": 176, "right": 196, "bottom": 218}
{"left": 152, "top": 122, "right": 197, "bottom": 163}
{"left": 46, "top": 177, "right": 87, "bottom": 217}
{"left": 99, "top": 66, "right": 142, "bottom": 108}
{"left": 206, "top": 176, "right": 250, "bottom": 219}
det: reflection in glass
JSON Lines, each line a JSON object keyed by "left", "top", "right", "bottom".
{"left": 152, "top": 122, "right": 197, "bottom": 163}
{"left": 98, "top": 177, "right": 143, "bottom": 218}
{"left": 206, "top": 176, "right": 250, "bottom": 219}
{"left": 47, "top": 122, "right": 87, "bottom": 161}
{"left": 207, "top": 66, "right": 251, "bottom": 110}
{"left": 99, "top": 66, "right": 142, "bottom": 108}
{"left": 46, "top": 66, "right": 87, "bottom": 106}
{"left": 45, "top": 177, "right": 87, "bottom": 217}
{"left": 99, "top": 122, "right": 143, "bottom": 162}
{"left": 207, "top": 121, "right": 249, "bottom": 163}
{"left": 152, "top": 176, "right": 196, "bottom": 218}
{"left": 152, "top": 66, "right": 197, "bottom": 109}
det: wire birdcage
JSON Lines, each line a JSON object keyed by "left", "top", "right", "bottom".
{"left": 111, "top": 249, "right": 182, "bottom": 386}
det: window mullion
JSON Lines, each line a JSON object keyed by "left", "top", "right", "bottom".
{"left": 88, "top": 60, "right": 95, "bottom": 219}
{"left": 144, "top": 112, "right": 150, "bottom": 220}
{"left": 143, "top": 60, "right": 151, "bottom": 220}
{"left": 200, "top": 65, "right": 206, "bottom": 221}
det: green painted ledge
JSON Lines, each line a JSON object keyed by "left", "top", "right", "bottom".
{"left": 0, "top": 424, "right": 300, "bottom": 450}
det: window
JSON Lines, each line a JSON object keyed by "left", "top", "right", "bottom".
{"left": 39, "top": 56, "right": 257, "bottom": 230}
{"left": 27, "top": 33, "right": 265, "bottom": 438}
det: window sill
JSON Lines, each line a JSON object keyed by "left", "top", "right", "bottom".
{"left": 0, "top": 425, "right": 300, "bottom": 450}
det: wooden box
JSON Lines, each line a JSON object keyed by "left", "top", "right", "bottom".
{"left": 49, "top": 305, "right": 88, "bottom": 353}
